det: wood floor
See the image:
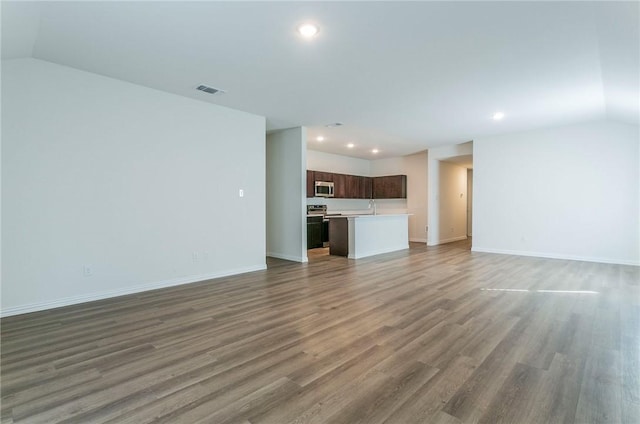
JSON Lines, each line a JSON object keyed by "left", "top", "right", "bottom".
{"left": 1, "top": 240, "right": 638, "bottom": 423}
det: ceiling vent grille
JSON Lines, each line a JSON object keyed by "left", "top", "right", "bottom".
{"left": 196, "top": 84, "right": 225, "bottom": 95}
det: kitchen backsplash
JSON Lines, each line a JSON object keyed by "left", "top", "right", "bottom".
{"left": 306, "top": 198, "right": 408, "bottom": 215}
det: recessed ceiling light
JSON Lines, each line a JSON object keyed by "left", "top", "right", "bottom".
{"left": 297, "top": 23, "right": 319, "bottom": 38}
{"left": 316, "top": 136, "right": 324, "bottom": 142}
{"left": 347, "top": 143, "right": 355, "bottom": 149}
{"left": 493, "top": 112, "right": 505, "bottom": 120}
{"left": 372, "top": 149, "right": 379, "bottom": 154}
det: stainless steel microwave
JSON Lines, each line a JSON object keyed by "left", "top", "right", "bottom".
{"left": 315, "top": 181, "right": 334, "bottom": 197}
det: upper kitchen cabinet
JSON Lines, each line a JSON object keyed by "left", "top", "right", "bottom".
{"left": 333, "top": 173, "right": 347, "bottom": 198}
{"left": 345, "top": 175, "right": 372, "bottom": 199}
{"left": 363, "top": 176, "right": 373, "bottom": 199}
{"left": 307, "top": 170, "right": 402, "bottom": 199}
{"left": 373, "top": 175, "right": 407, "bottom": 199}
{"left": 306, "top": 170, "right": 315, "bottom": 198}
{"left": 313, "top": 171, "right": 334, "bottom": 182}
{"left": 308, "top": 170, "right": 359, "bottom": 199}
{"left": 345, "top": 175, "right": 361, "bottom": 199}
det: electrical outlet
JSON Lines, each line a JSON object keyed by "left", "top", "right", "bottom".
{"left": 192, "top": 252, "right": 199, "bottom": 262}
{"left": 83, "top": 265, "right": 93, "bottom": 277}
{"left": 425, "top": 225, "right": 428, "bottom": 233}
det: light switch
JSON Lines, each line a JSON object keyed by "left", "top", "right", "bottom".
{"left": 239, "top": 189, "right": 244, "bottom": 198}
{"left": 83, "top": 265, "right": 93, "bottom": 276}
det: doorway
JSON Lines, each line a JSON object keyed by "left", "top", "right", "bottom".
{"left": 428, "top": 151, "right": 473, "bottom": 247}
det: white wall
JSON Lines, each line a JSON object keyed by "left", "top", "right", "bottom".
{"left": 473, "top": 120, "right": 640, "bottom": 265}
{"left": 428, "top": 142, "right": 472, "bottom": 245}
{"left": 400, "top": 152, "right": 428, "bottom": 243}
{"left": 307, "top": 150, "right": 370, "bottom": 176}
{"left": 370, "top": 157, "right": 404, "bottom": 176}
{"left": 371, "top": 156, "right": 427, "bottom": 229}
{"left": 266, "top": 127, "right": 307, "bottom": 262}
{"left": 1, "top": 58, "right": 267, "bottom": 316}
{"left": 428, "top": 142, "right": 473, "bottom": 162}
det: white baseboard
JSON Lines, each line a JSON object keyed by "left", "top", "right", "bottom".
{"left": 410, "top": 238, "right": 427, "bottom": 243}
{"left": 471, "top": 247, "right": 640, "bottom": 266}
{"left": 0, "top": 264, "right": 267, "bottom": 318}
{"left": 428, "top": 235, "right": 468, "bottom": 246}
{"left": 266, "top": 252, "right": 308, "bottom": 263}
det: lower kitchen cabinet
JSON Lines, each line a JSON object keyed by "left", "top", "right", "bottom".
{"left": 328, "top": 217, "right": 348, "bottom": 256}
{"left": 307, "top": 216, "right": 323, "bottom": 249}
{"left": 322, "top": 220, "right": 329, "bottom": 243}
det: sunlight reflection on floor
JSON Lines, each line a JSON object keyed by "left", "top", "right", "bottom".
{"left": 480, "top": 288, "right": 599, "bottom": 294}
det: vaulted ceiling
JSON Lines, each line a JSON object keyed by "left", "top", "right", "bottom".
{"left": 2, "top": 1, "right": 638, "bottom": 159}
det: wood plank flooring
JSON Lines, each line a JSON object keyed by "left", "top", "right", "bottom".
{"left": 1, "top": 240, "right": 639, "bottom": 423}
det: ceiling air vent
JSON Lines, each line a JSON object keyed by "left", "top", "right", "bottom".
{"left": 196, "top": 84, "right": 225, "bottom": 95}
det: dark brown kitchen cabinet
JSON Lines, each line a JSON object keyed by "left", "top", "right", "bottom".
{"left": 313, "top": 171, "right": 333, "bottom": 182}
{"left": 345, "top": 175, "right": 372, "bottom": 199}
{"left": 373, "top": 175, "right": 407, "bottom": 199}
{"left": 329, "top": 217, "right": 348, "bottom": 256}
{"left": 362, "top": 177, "right": 373, "bottom": 199}
{"left": 307, "top": 216, "right": 323, "bottom": 249}
{"left": 307, "top": 170, "right": 396, "bottom": 199}
{"left": 345, "top": 175, "right": 361, "bottom": 199}
{"left": 333, "top": 173, "right": 346, "bottom": 198}
{"left": 306, "top": 170, "right": 315, "bottom": 198}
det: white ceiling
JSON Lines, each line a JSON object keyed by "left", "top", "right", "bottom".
{"left": 2, "top": 1, "right": 638, "bottom": 160}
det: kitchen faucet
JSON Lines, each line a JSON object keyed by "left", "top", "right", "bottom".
{"left": 368, "top": 199, "right": 377, "bottom": 215}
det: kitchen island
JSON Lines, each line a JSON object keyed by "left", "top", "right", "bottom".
{"left": 327, "top": 214, "right": 409, "bottom": 259}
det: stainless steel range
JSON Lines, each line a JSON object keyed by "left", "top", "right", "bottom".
{"left": 307, "top": 204, "right": 327, "bottom": 217}
{"left": 307, "top": 205, "right": 329, "bottom": 248}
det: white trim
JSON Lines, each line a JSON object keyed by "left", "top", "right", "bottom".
{"left": 410, "top": 238, "right": 427, "bottom": 243}
{"left": 0, "top": 264, "right": 267, "bottom": 318}
{"left": 266, "top": 252, "right": 308, "bottom": 263}
{"left": 471, "top": 247, "right": 640, "bottom": 266}
{"left": 428, "top": 235, "right": 468, "bottom": 246}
